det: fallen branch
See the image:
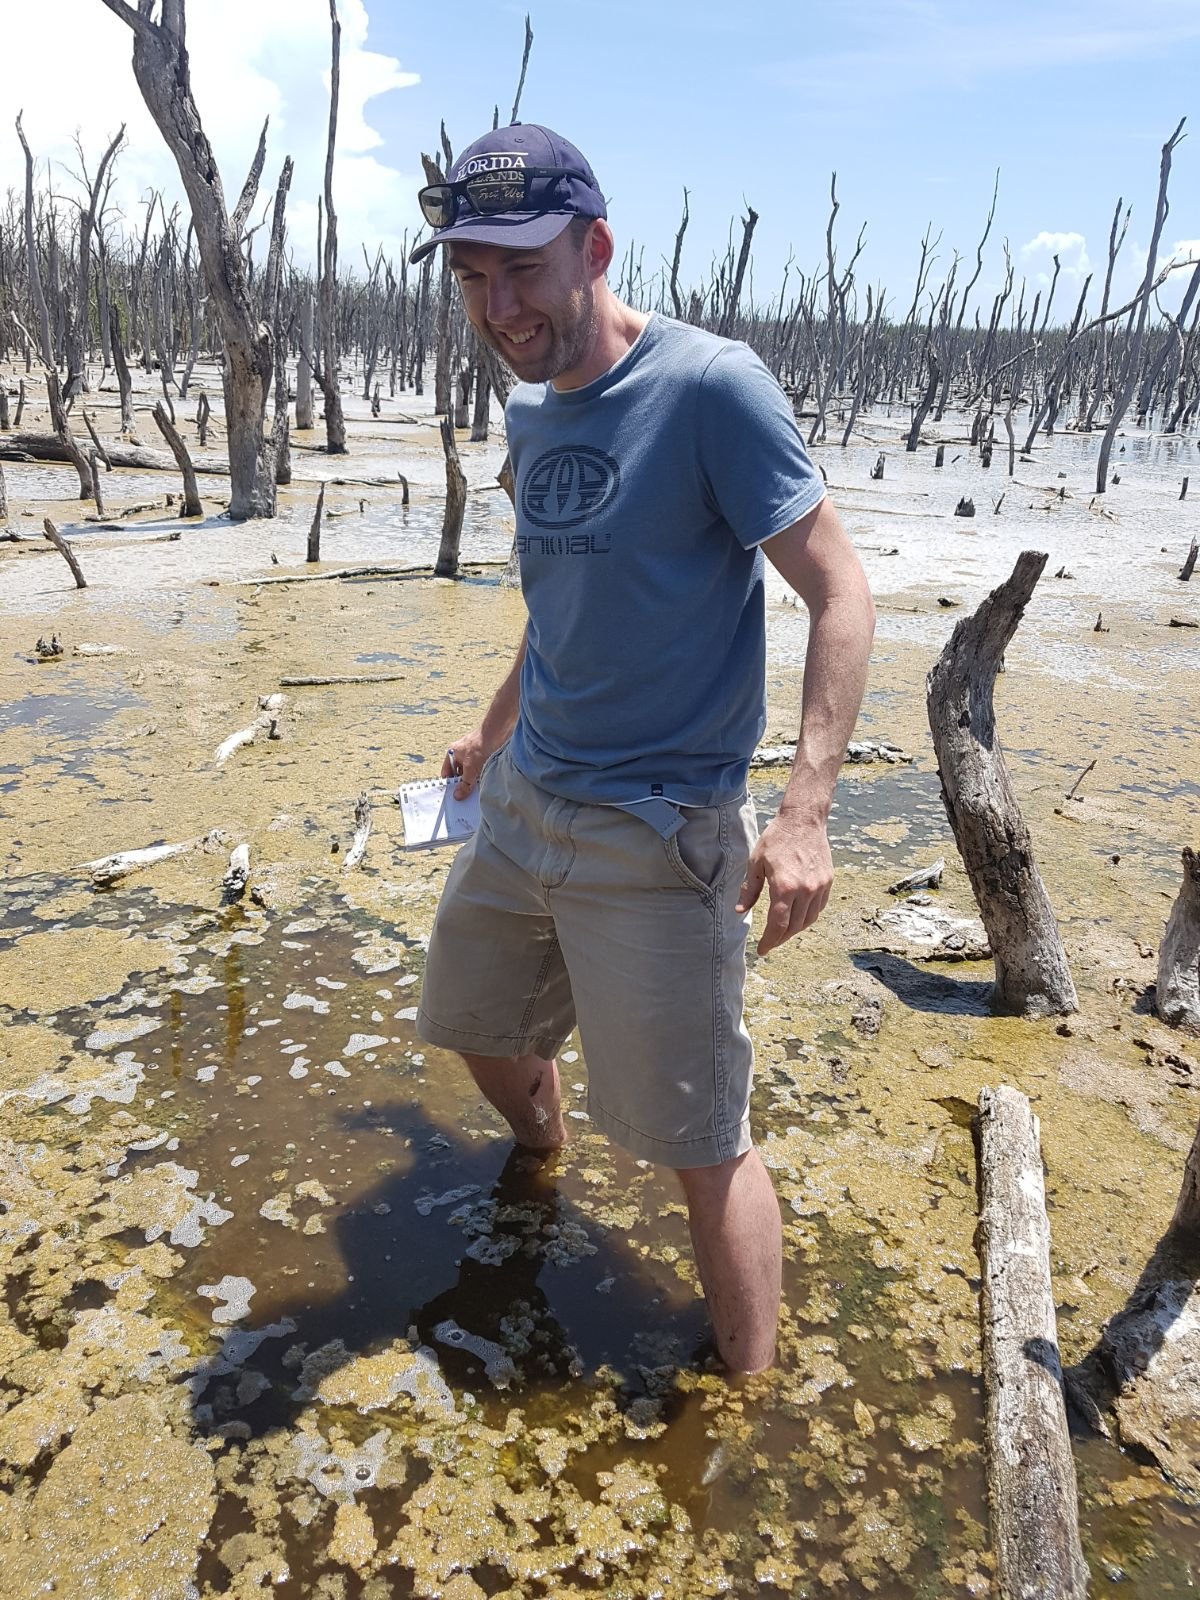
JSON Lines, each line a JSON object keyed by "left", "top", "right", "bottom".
{"left": 343, "top": 792, "right": 371, "bottom": 870}
{"left": 279, "top": 674, "right": 406, "bottom": 687}
{"left": 42, "top": 517, "right": 87, "bottom": 589}
{"left": 215, "top": 694, "right": 286, "bottom": 766}
{"left": 82, "top": 828, "right": 228, "bottom": 888}
{"left": 976, "top": 1085, "right": 1090, "bottom": 1598}
{"left": 887, "top": 858, "right": 945, "bottom": 895}
{"left": 1064, "top": 759, "right": 1096, "bottom": 801}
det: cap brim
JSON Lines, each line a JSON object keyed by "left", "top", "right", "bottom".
{"left": 410, "top": 210, "right": 574, "bottom": 265}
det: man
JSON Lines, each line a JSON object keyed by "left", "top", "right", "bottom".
{"left": 411, "top": 123, "right": 875, "bottom": 1373}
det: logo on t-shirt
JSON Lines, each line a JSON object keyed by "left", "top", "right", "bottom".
{"left": 521, "top": 446, "right": 620, "bottom": 530}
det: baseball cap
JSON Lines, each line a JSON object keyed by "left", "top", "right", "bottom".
{"left": 410, "top": 123, "right": 606, "bottom": 264}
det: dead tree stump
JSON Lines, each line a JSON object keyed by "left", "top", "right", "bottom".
{"left": 870, "top": 451, "right": 885, "bottom": 480}
{"left": 152, "top": 402, "right": 203, "bottom": 517}
{"left": 1180, "top": 538, "right": 1198, "bottom": 582}
{"left": 976, "top": 1086, "right": 1090, "bottom": 1599}
{"left": 927, "top": 550, "right": 1078, "bottom": 1015}
{"left": 1157, "top": 848, "right": 1200, "bottom": 1033}
{"left": 435, "top": 415, "right": 466, "bottom": 578}
{"left": 307, "top": 482, "right": 326, "bottom": 564}
{"left": 43, "top": 517, "right": 87, "bottom": 589}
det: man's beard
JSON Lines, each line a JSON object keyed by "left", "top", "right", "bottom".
{"left": 489, "top": 280, "right": 597, "bottom": 385}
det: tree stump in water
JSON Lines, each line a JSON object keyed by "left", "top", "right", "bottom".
{"left": 435, "top": 416, "right": 466, "bottom": 578}
{"left": 1157, "top": 848, "right": 1200, "bottom": 1034}
{"left": 927, "top": 550, "right": 1078, "bottom": 1015}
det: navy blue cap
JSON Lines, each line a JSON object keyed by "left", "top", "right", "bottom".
{"left": 410, "top": 123, "right": 606, "bottom": 264}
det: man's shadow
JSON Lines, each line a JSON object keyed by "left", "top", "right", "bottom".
{"left": 184, "top": 1100, "right": 712, "bottom": 1440}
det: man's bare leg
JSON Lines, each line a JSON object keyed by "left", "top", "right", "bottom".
{"left": 675, "top": 1148, "right": 782, "bottom": 1373}
{"left": 460, "top": 1051, "right": 567, "bottom": 1149}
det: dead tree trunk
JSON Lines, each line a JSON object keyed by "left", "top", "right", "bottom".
{"left": 99, "top": 0, "right": 280, "bottom": 518}
{"left": 307, "top": 481, "right": 325, "bottom": 563}
{"left": 976, "top": 1086, "right": 1090, "bottom": 1599}
{"left": 906, "top": 344, "right": 942, "bottom": 451}
{"left": 1097, "top": 120, "right": 1186, "bottom": 493}
{"left": 47, "top": 369, "right": 94, "bottom": 500}
{"left": 15, "top": 114, "right": 54, "bottom": 370}
{"left": 435, "top": 415, "right": 466, "bottom": 577}
{"left": 152, "top": 401, "right": 202, "bottom": 516}
{"left": 1156, "top": 848, "right": 1200, "bottom": 1033}
{"left": 296, "top": 291, "right": 315, "bottom": 430}
{"left": 317, "top": 0, "right": 347, "bottom": 453}
{"left": 0, "top": 463, "right": 8, "bottom": 522}
{"left": 927, "top": 551, "right": 1078, "bottom": 1016}
{"left": 110, "top": 303, "right": 135, "bottom": 433}
{"left": 67, "top": 124, "right": 125, "bottom": 397}
{"left": 1173, "top": 1116, "right": 1200, "bottom": 1233}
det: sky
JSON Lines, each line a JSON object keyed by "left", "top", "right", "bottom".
{"left": 2, "top": 0, "right": 1197, "bottom": 322}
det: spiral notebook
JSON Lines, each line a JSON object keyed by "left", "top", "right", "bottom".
{"left": 397, "top": 777, "right": 480, "bottom": 848}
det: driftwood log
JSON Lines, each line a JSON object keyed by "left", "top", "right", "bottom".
{"left": 215, "top": 694, "right": 286, "bottom": 766}
{"left": 976, "top": 1086, "right": 1089, "bottom": 1598}
{"left": 0, "top": 431, "right": 227, "bottom": 475}
{"left": 927, "top": 551, "right": 1078, "bottom": 1015}
{"left": 42, "top": 518, "right": 87, "bottom": 589}
{"left": 1156, "top": 848, "right": 1200, "bottom": 1032}
{"left": 82, "top": 829, "right": 228, "bottom": 888}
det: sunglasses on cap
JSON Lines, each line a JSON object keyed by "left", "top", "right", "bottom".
{"left": 418, "top": 165, "right": 591, "bottom": 230}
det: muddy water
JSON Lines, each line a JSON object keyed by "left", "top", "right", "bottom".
{"left": 3, "top": 373, "right": 1200, "bottom": 1595}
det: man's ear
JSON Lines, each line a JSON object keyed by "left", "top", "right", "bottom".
{"left": 587, "top": 219, "right": 616, "bottom": 282}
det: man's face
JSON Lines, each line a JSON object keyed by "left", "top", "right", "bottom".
{"left": 448, "top": 227, "right": 598, "bottom": 386}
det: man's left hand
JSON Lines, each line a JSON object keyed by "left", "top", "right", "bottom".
{"left": 736, "top": 812, "right": 833, "bottom": 955}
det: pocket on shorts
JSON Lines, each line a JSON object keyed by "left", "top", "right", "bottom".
{"left": 665, "top": 806, "right": 726, "bottom": 899}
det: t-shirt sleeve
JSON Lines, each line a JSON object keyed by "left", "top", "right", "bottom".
{"left": 696, "top": 343, "right": 826, "bottom": 549}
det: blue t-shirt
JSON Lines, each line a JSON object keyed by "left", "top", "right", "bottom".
{"left": 506, "top": 313, "right": 825, "bottom": 808}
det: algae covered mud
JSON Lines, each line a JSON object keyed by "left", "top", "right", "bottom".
{"left": 2, "top": 377, "right": 1199, "bottom": 1595}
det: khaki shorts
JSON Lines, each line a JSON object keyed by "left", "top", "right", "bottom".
{"left": 416, "top": 745, "right": 759, "bottom": 1169}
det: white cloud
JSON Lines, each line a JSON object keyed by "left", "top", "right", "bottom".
{"left": 1019, "top": 230, "right": 1091, "bottom": 297}
{"left": 0, "top": 0, "right": 422, "bottom": 269}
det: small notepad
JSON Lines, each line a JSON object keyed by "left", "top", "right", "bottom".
{"left": 397, "top": 777, "right": 481, "bottom": 848}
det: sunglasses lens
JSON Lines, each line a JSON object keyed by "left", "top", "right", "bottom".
{"left": 463, "top": 171, "right": 531, "bottom": 215}
{"left": 420, "top": 186, "right": 454, "bottom": 228}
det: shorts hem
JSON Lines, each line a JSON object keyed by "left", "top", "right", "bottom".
{"left": 415, "top": 1010, "right": 567, "bottom": 1063}
{"left": 587, "top": 1100, "right": 753, "bottom": 1170}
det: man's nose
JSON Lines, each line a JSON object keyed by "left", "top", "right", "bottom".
{"left": 486, "top": 275, "right": 519, "bottom": 324}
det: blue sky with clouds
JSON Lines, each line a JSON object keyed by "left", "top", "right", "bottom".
{"left": 5, "top": 0, "right": 1196, "bottom": 320}
{"left": 369, "top": 0, "right": 1199, "bottom": 314}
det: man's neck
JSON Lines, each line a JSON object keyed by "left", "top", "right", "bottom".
{"left": 551, "top": 292, "right": 650, "bottom": 392}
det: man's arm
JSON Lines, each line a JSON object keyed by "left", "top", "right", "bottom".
{"left": 442, "top": 625, "right": 528, "bottom": 799}
{"left": 737, "top": 498, "right": 875, "bottom": 954}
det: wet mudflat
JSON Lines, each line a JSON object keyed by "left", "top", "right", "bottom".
{"left": 2, "top": 371, "right": 1199, "bottom": 1594}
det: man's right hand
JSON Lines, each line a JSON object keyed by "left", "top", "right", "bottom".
{"left": 442, "top": 728, "right": 495, "bottom": 800}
